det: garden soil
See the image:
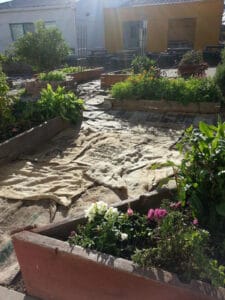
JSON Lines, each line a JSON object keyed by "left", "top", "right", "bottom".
{"left": 0, "top": 80, "right": 218, "bottom": 287}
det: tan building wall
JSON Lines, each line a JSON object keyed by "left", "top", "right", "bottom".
{"left": 104, "top": 0, "right": 223, "bottom": 53}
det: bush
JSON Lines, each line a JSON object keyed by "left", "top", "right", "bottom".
{"left": 13, "top": 21, "right": 69, "bottom": 71}
{"left": 214, "top": 63, "right": 225, "bottom": 96}
{"left": 179, "top": 50, "right": 204, "bottom": 66}
{"left": 111, "top": 74, "right": 223, "bottom": 103}
{"left": 131, "top": 56, "right": 156, "bottom": 74}
{"left": 0, "top": 69, "right": 9, "bottom": 96}
{"left": 60, "top": 66, "right": 85, "bottom": 74}
{"left": 38, "top": 70, "right": 66, "bottom": 81}
{"left": 176, "top": 121, "right": 225, "bottom": 233}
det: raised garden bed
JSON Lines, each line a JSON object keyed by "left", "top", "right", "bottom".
{"left": 178, "top": 63, "right": 208, "bottom": 78}
{"left": 105, "top": 98, "right": 221, "bottom": 114}
{"left": 68, "top": 67, "right": 104, "bottom": 83}
{"left": 25, "top": 77, "right": 76, "bottom": 97}
{"left": 101, "top": 71, "right": 130, "bottom": 89}
{"left": 0, "top": 117, "right": 71, "bottom": 165}
{"left": 12, "top": 192, "right": 225, "bottom": 300}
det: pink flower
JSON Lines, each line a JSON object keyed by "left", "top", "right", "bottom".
{"left": 157, "top": 209, "right": 167, "bottom": 219}
{"left": 127, "top": 208, "right": 134, "bottom": 216}
{"left": 12, "top": 128, "right": 18, "bottom": 133}
{"left": 70, "top": 231, "right": 76, "bottom": 237}
{"left": 147, "top": 209, "right": 155, "bottom": 220}
{"left": 148, "top": 208, "right": 167, "bottom": 221}
{"left": 193, "top": 218, "right": 198, "bottom": 225}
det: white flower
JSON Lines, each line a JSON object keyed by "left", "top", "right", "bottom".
{"left": 85, "top": 201, "right": 108, "bottom": 222}
{"left": 105, "top": 207, "right": 119, "bottom": 220}
{"left": 120, "top": 233, "right": 128, "bottom": 241}
{"left": 96, "top": 201, "right": 108, "bottom": 214}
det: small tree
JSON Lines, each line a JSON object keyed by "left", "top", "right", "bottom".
{"left": 13, "top": 21, "right": 69, "bottom": 71}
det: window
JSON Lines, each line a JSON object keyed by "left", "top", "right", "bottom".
{"left": 10, "top": 23, "right": 35, "bottom": 41}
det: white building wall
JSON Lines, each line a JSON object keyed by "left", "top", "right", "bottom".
{"left": 0, "top": 6, "right": 77, "bottom": 53}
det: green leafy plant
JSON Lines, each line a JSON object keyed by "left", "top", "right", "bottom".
{"left": 0, "top": 69, "right": 9, "bottom": 96}
{"left": 131, "top": 56, "right": 156, "bottom": 74}
{"left": 60, "top": 66, "right": 85, "bottom": 74}
{"left": 132, "top": 204, "right": 225, "bottom": 287}
{"left": 179, "top": 50, "right": 204, "bottom": 66}
{"left": 13, "top": 21, "right": 69, "bottom": 71}
{"left": 111, "top": 74, "right": 223, "bottom": 103}
{"left": 214, "top": 63, "right": 225, "bottom": 96}
{"left": 0, "top": 84, "right": 83, "bottom": 143}
{"left": 38, "top": 70, "right": 66, "bottom": 81}
{"left": 176, "top": 121, "right": 225, "bottom": 233}
{"left": 35, "top": 84, "right": 83, "bottom": 123}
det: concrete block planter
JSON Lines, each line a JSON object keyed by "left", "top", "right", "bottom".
{"left": 12, "top": 192, "right": 225, "bottom": 300}
{"left": 25, "top": 77, "right": 76, "bottom": 96}
{"left": 105, "top": 98, "right": 221, "bottom": 114}
{"left": 68, "top": 67, "right": 104, "bottom": 83}
{"left": 0, "top": 117, "right": 70, "bottom": 165}
{"left": 101, "top": 72, "right": 130, "bottom": 89}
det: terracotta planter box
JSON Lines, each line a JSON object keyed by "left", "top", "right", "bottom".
{"left": 69, "top": 67, "right": 104, "bottom": 83}
{"left": 12, "top": 192, "right": 225, "bottom": 300}
{"left": 0, "top": 117, "right": 71, "bottom": 165}
{"left": 178, "top": 63, "right": 208, "bottom": 77}
{"left": 105, "top": 98, "right": 221, "bottom": 114}
{"left": 25, "top": 77, "right": 76, "bottom": 96}
{"left": 101, "top": 73, "right": 130, "bottom": 89}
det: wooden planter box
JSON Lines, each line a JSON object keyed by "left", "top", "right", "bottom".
{"left": 69, "top": 67, "right": 104, "bottom": 83}
{"left": 25, "top": 77, "right": 76, "bottom": 97}
{"left": 101, "top": 73, "right": 130, "bottom": 89}
{"left": 178, "top": 63, "right": 208, "bottom": 77}
{"left": 12, "top": 192, "right": 225, "bottom": 300}
{"left": 0, "top": 117, "right": 71, "bottom": 165}
{"left": 105, "top": 98, "right": 221, "bottom": 114}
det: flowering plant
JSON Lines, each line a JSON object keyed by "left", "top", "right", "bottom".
{"left": 68, "top": 201, "right": 225, "bottom": 287}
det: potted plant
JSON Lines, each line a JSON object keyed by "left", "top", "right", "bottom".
{"left": 178, "top": 50, "right": 208, "bottom": 78}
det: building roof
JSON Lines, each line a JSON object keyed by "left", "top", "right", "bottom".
{"left": 120, "top": 0, "right": 203, "bottom": 7}
{"left": 0, "top": 0, "right": 76, "bottom": 10}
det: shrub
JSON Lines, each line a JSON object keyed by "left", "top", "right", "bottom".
{"left": 131, "top": 55, "right": 156, "bottom": 74}
{"left": 111, "top": 74, "right": 223, "bottom": 103}
{"left": 0, "top": 69, "right": 9, "bottom": 96}
{"left": 13, "top": 21, "right": 69, "bottom": 71}
{"left": 38, "top": 70, "right": 66, "bottom": 81}
{"left": 176, "top": 121, "right": 225, "bottom": 233}
{"left": 179, "top": 50, "right": 204, "bottom": 66}
{"left": 214, "top": 63, "right": 225, "bottom": 96}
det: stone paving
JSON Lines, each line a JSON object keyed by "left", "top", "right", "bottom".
{"left": 0, "top": 79, "right": 222, "bottom": 291}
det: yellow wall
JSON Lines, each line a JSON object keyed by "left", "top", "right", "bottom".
{"left": 104, "top": 0, "right": 223, "bottom": 53}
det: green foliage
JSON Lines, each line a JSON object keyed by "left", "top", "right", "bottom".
{"left": 13, "top": 21, "right": 69, "bottom": 71}
{"left": 0, "top": 85, "right": 83, "bottom": 143}
{"left": 36, "top": 84, "right": 83, "bottom": 123}
{"left": 60, "top": 66, "right": 85, "bottom": 74}
{"left": 214, "top": 63, "right": 225, "bottom": 96}
{"left": 131, "top": 55, "right": 156, "bottom": 74}
{"left": 111, "top": 74, "right": 223, "bottom": 104}
{"left": 0, "top": 69, "right": 9, "bottom": 96}
{"left": 176, "top": 121, "right": 225, "bottom": 233}
{"left": 132, "top": 206, "right": 225, "bottom": 287}
{"left": 179, "top": 50, "right": 204, "bottom": 66}
{"left": 38, "top": 70, "right": 66, "bottom": 81}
